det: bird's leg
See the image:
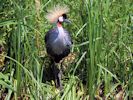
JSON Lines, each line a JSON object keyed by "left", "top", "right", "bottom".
{"left": 51, "top": 63, "right": 58, "bottom": 87}
{"left": 57, "top": 65, "right": 63, "bottom": 90}
{"left": 52, "top": 63, "right": 63, "bottom": 90}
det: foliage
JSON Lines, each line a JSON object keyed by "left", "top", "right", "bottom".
{"left": 0, "top": 0, "right": 133, "bottom": 99}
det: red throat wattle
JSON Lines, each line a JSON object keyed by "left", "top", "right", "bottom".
{"left": 57, "top": 22, "right": 62, "bottom": 27}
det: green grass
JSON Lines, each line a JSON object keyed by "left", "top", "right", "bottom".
{"left": 0, "top": 0, "right": 133, "bottom": 99}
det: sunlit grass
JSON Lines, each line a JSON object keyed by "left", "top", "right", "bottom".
{"left": 0, "top": 0, "right": 133, "bottom": 99}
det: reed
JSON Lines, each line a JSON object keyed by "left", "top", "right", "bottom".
{"left": 0, "top": 0, "right": 132, "bottom": 99}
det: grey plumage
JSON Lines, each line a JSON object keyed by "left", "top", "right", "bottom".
{"left": 45, "top": 27, "right": 72, "bottom": 63}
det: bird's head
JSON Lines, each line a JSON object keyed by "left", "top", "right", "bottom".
{"left": 45, "top": 4, "right": 71, "bottom": 25}
{"left": 58, "top": 14, "right": 71, "bottom": 24}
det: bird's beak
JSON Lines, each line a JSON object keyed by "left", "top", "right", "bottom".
{"left": 64, "top": 19, "right": 71, "bottom": 24}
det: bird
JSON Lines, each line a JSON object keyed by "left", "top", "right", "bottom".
{"left": 45, "top": 4, "right": 72, "bottom": 89}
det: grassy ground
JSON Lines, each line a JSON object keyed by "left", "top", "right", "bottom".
{"left": 0, "top": 0, "right": 133, "bottom": 99}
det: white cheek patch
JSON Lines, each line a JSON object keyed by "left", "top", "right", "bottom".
{"left": 58, "top": 16, "right": 64, "bottom": 22}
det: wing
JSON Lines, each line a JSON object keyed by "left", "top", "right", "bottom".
{"left": 45, "top": 28, "right": 59, "bottom": 56}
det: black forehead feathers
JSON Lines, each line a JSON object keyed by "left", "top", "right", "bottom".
{"left": 62, "top": 14, "right": 67, "bottom": 19}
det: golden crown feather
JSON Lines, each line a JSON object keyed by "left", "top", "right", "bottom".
{"left": 45, "top": 4, "right": 69, "bottom": 23}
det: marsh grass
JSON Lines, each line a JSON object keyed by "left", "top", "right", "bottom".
{"left": 0, "top": 0, "right": 133, "bottom": 99}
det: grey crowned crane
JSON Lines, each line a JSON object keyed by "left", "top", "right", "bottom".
{"left": 45, "top": 5, "right": 72, "bottom": 89}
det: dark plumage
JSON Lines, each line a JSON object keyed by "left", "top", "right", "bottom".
{"left": 45, "top": 27, "right": 71, "bottom": 63}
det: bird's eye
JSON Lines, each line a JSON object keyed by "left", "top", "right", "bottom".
{"left": 58, "top": 16, "right": 64, "bottom": 22}
{"left": 62, "top": 14, "right": 67, "bottom": 19}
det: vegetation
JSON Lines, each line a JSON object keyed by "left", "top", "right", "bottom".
{"left": 0, "top": 0, "right": 133, "bottom": 99}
